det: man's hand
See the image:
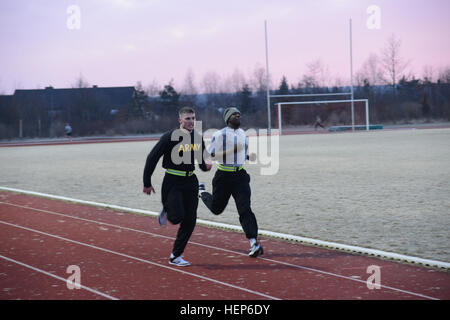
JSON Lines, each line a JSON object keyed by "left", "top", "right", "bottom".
{"left": 143, "top": 186, "right": 156, "bottom": 195}
{"left": 248, "top": 152, "right": 257, "bottom": 162}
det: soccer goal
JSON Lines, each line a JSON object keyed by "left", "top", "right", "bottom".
{"left": 276, "top": 99, "right": 370, "bottom": 135}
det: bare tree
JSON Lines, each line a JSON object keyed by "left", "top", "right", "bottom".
{"left": 250, "top": 64, "right": 268, "bottom": 93}
{"left": 181, "top": 68, "right": 198, "bottom": 106}
{"left": 381, "top": 34, "right": 409, "bottom": 92}
{"left": 229, "top": 68, "right": 246, "bottom": 93}
{"left": 356, "top": 53, "right": 385, "bottom": 86}
{"left": 182, "top": 68, "right": 198, "bottom": 96}
{"left": 146, "top": 79, "right": 160, "bottom": 97}
{"left": 438, "top": 66, "right": 450, "bottom": 84}
{"left": 201, "top": 71, "right": 221, "bottom": 94}
{"left": 299, "top": 59, "right": 330, "bottom": 90}
{"left": 422, "top": 65, "right": 434, "bottom": 83}
{"left": 219, "top": 69, "right": 247, "bottom": 94}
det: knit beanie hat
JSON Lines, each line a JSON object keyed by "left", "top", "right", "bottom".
{"left": 223, "top": 107, "right": 241, "bottom": 124}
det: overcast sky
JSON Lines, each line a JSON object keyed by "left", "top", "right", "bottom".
{"left": 1, "top": 0, "right": 449, "bottom": 94}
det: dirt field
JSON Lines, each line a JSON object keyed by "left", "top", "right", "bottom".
{"left": 1, "top": 128, "right": 449, "bottom": 263}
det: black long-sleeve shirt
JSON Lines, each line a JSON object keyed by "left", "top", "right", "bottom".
{"left": 143, "top": 128, "right": 209, "bottom": 187}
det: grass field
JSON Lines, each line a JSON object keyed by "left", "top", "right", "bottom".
{"left": 1, "top": 128, "right": 449, "bottom": 262}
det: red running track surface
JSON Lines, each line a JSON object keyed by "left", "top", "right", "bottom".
{"left": 0, "top": 191, "right": 449, "bottom": 301}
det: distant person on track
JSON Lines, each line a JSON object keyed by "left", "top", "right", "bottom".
{"left": 64, "top": 123, "right": 73, "bottom": 141}
{"left": 143, "top": 107, "right": 211, "bottom": 267}
{"left": 198, "top": 107, "right": 264, "bottom": 258}
{"left": 314, "top": 115, "right": 325, "bottom": 130}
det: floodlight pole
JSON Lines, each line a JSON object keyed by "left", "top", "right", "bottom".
{"left": 265, "top": 20, "right": 271, "bottom": 134}
{"left": 349, "top": 18, "right": 355, "bottom": 132}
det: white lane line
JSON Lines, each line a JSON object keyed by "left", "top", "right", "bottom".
{"left": 0, "top": 220, "right": 280, "bottom": 300}
{"left": 0, "top": 254, "right": 119, "bottom": 300}
{"left": 0, "top": 201, "right": 440, "bottom": 300}
{"left": 1, "top": 186, "right": 449, "bottom": 270}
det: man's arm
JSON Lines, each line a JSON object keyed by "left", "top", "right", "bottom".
{"left": 143, "top": 132, "right": 170, "bottom": 194}
{"left": 199, "top": 137, "right": 212, "bottom": 171}
{"left": 208, "top": 131, "right": 244, "bottom": 161}
{"left": 245, "top": 135, "right": 256, "bottom": 161}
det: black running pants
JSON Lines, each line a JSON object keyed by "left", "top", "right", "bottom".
{"left": 161, "top": 173, "right": 199, "bottom": 257}
{"left": 201, "top": 169, "right": 258, "bottom": 240}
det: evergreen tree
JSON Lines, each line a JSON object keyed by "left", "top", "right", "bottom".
{"left": 131, "top": 81, "right": 150, "bottom": 119}
{"left": 159, "top": 80, "right": 180, "bottom": 108}
{"left": 277, "top": 76, "right": 289, "bottom": 95}
{"left": 239, "top": 83, "right": 253, "bottom": 113}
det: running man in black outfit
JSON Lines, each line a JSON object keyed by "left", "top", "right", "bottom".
{"left": 199, "top": 107, "right": 263, "bottom": 258}
{"left": 143, "top": 107, "right": 211, "bottom": 266}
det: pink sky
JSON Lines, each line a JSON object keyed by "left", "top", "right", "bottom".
{"left": 1, "top": 0, "right": 449, "bottom": 94}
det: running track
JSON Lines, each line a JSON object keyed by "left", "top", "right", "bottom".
{"left": 0, "top": 191, "right": 449, "bottom": 300}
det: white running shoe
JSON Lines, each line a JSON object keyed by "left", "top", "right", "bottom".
{"left": 169, "top": 254, "right": 191, "bottom": 267}
{"left": 158, "top": 209, "right": 167, "bottom": 227}
{"left": 249, "top": 242, "right": 264, "bottom": 258}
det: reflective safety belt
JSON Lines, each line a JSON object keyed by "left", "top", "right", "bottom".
{"left": 217, "top": 164, "right": 243, "bottom": 172}
{"left": 166, "top": 168, "right": 194, "bottom": 177}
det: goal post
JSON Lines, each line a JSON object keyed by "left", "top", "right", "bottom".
{"left": 276, "top": 99, "right": 370, "bottom": 135}
{"left": 270, "top": 92, "right": 352, "bottom": 99}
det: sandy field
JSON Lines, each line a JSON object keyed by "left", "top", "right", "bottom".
{"left": 1, "top": 128, "right": 449, "bottom": 263}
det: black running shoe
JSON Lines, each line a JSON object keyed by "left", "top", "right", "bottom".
{"left": 198, "top": 182, "right": 206, "bottom": 198}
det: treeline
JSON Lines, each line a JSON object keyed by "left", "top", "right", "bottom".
{"left": 270, "top": 73, "right": 450, "bottom": 128}
{"left": 125, "top": 81, "right": 270, "bottom": 135}
{"left": 119, "top": 71, "right": 450, "bottom": 136}
{"left": 0, "top": 79, "right": 269, "bottom": 139}
{"left": 1, "top": 74, "right": 450, "bottom": 139}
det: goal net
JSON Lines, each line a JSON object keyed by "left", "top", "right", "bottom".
{"left": 275, "top": 99, "right": 370, "bottom": 134}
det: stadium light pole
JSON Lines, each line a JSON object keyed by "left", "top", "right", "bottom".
{"left": 265, "top": 20, "right": 271, "bottom": 134}
{"left": 349, "top": 18, "right": 355, "bottom": 132}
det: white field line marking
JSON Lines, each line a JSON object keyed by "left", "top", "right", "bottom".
{"left": 1, "top": 186, "right": 449, "bottom": 270}
{"left": 0, "top": 220, "right": 280, "bottom": 300}
{"left": 0, "top": 201, "right": 440, "bottom": 300}
{"left": 0, "top": 254, "right": 119, "bottom": 300}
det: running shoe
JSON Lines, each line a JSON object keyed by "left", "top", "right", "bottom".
{"left": 198, "top": 182, "right": 206, "bottom": 197}
{"left": 169, "top": 254, "right": 191, "bottom": 267}
{"left": 158, "top": 209, "right": 167, "bottom": 227}
{"left": 249, "top": 242, "right": 264, "bottom": 258}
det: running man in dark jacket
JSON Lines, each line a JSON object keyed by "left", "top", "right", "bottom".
{"left": 143, "top": 107, "right": 211, "bottom": 266}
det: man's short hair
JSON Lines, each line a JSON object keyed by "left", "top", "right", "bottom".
{"left": 178, "top": 107, "right": 195, "bottom": 116}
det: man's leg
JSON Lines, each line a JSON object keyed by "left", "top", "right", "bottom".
{"left": 171, "top": 182, "right": 199, "bottom": 258}
{"left": 231, "top": 172, "right": 258, "bottom": 240}
{"left": 165, "top": 187, "right": 185, "bottom": 225}
{"left": 163, "top": 188, "right": 192, "bottom": 266}
{"left": 200, "top": 171, "right": 232, "bottom": 215}
{"left": 231, "top": 171, "right": 263, "bottom": 258}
